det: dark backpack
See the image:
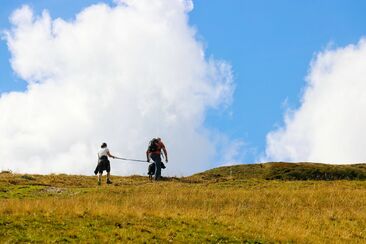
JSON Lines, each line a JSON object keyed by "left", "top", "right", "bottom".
{"left": 148, "top": 163, "right": 155, "bottom": 176}
{"left": 148, "top": 138, "right": 159, "bottom": 152}
{"left": 147, "top": 162, "right": 166, "bottom": 176}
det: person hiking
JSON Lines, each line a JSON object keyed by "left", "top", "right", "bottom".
{"left": 146, "top": 138, "right": 168, "bottom": 180}
{"left": 94, "top": 142, "right": 116, "bottom": 185}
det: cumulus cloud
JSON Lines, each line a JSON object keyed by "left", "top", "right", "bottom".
{"left": 0, "top": 0, "right": 234, "bottom": 175}
{"left": 265, "top": 39, "right": 366, "bottom": 163}
{"left": 217, "top": 139, "right": 246, "bottom": 167}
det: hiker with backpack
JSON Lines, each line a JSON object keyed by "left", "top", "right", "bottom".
{"left": 146, "top": 138, "right": 168, "bottom": 180}
{"left": 94, "top": 142, "right": 116, "bottom": 185}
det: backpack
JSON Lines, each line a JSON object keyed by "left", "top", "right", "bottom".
{"left": 148, "top": 163, "right": 155, "bottom": 176}
{"left": 147, "top": 162, "right": 166, "bottom": 177}
{"left": 148, "top": 138, "right": 159, "bottom": 152}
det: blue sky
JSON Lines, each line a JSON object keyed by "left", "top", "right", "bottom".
{"left": 189, "top": 0, "right": 366, "bottom": 162}
{"left": 1, "top": 0, "right": 366, "bottom": 169}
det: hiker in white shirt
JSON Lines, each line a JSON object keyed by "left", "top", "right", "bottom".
{"left": 94, "top": 142, "right": 116, "bottom": 185}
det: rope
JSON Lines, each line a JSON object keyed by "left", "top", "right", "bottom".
{"left": 114, "top": 157, "right": 147, "bottom": 163}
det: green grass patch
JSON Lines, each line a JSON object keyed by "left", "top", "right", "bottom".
{"left": 0, "top": 185, "right": 46, "bottom": 199}
{"left": 0, "top": 214, "right": 262, "bottom": 243}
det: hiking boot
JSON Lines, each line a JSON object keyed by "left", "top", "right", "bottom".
{"left": 106, "top": 179, "right": 112, "bottom": 184}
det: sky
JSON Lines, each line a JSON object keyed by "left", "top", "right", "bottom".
{"left": 1, "top": 0, "right": 366, "bottom": 175}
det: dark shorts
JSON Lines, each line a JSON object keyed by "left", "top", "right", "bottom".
{"left": 150, "top": 154, "right": 166, "bottom": 168}
{"left": 148, "top": 154, "right": 166, "bottom": 176}
{"left": 150, "top": 153, "right": 162, "bottom": 164}
{"left": 94, "top": 156, "right": 110, "bottom": 174}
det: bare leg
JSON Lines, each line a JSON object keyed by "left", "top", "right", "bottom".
{"left": 107, "top": 172, "right": 112, "bottom": 184}
{"left": 98, "top": 173, "right": 102, "bottom": 185}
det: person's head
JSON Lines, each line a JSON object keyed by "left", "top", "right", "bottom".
{"left": 101, "top": 142, "right": 107, "bottom": 148}
{"left": 156, "top": 137, "right": 161, "bottom": 142}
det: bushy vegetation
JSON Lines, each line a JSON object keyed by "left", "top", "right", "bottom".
{"left": 1, "top": 163, "right": 366, "bottom": 243}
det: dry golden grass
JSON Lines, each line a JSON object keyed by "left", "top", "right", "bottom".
{"left": 1, "top": 172, "right": 366, "bottom": 243}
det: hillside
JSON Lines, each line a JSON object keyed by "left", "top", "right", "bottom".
{"left": 1, "top": 162, "right": 366, "bottom": 243}
{"left": 191, "top": 162, "right": 366, "bottom": 181}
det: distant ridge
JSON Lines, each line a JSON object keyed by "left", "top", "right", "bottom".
{"left": 191, "top": 162, "right": 366, "bottom": 181}
{"left": 2, "top": 162, "right": 366, "bottom": 182}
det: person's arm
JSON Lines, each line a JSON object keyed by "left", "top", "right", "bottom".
{"left": 146, "top": 150, "right": 150, "bottom": 162}
{"left": 161, "top": 143, "right": 168, "bottom": 162}
{"left": 107, "top": 149, "right": 115, "bottom": 159}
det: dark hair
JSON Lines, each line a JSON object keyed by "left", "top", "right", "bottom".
{"left": 101, "top": 143, "right": 107, "bottom": 148}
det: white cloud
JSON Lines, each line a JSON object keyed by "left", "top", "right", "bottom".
{"left": 265, "top": 39, "right": 366, "bottom": 164}
{"left": 0, "top": 0, "right": 234, "bottom": 175}
{"left": 217, "top": 139, "right": 246, "bottom": 167}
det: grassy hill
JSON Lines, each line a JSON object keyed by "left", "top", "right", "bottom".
{"left": 191, "top": 162, "right": 366, "bottom": 181}
{"left": 1, "top": 162, "right": 366, "bottom": 243}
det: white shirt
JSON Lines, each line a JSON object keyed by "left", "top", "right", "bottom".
{"left": 98, "top": 148, "right": 110, "bottom": 158}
